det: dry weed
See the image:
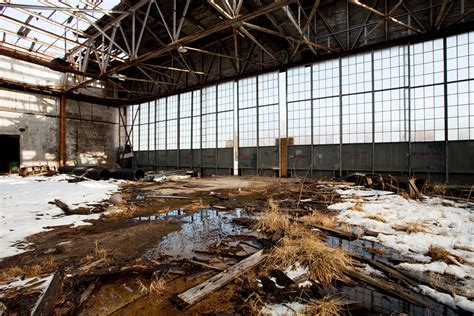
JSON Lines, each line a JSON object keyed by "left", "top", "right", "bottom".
{"left": 0, "top": 266, "right": 25, "bottom": 282}
{"left": 454, "top": 243, "right": 474, "bottom": 252}
{"left": 95, "top": 242, "right": 109, "bottom": 261}
{"left": 254, "top": 199, "right": 290, "bottom": 234}
{"left": 432, "top": 183, "right": 447, "bottom": 195}
{"left": 365, "top": 246, "right": 385, "bottom": 256}
{"left": 427, "top": 245, "right": 465, "bottom": 264}
{"left": 0, "top": 257, "right": 55, "bottom": 282}
{"left": 366, "top": 214, "right": 387, "bottom": 223}
{"left": 268, "top": 234, "right": 352, "bottom": 286}
{"left": 106, "top": 204, "right": 139, "bottom": 220}
{"left": 244, "top": 292, "right": 265, "bottom": 316}
{"left": 187, "top": 198, "right": 207, "bottom": 211}
{"left": 149, "top": 276, "right": 167, "bottom": 295}
{"left": 392, "top": 221, "right": 428, "bottom": 234}
{"left": 301, "top": 212, "right": 336, "bottom": 228}
{"left": 305, "top": 296, "right": 345, "bottom": 316}
{"left": 351, "top": 203, "right": 364, "bottom": 212}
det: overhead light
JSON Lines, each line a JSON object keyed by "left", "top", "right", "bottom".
{"left": 177, "top": 46, "right": 187, "bottom": 53}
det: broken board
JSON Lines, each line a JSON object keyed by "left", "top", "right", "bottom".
{"left": 174, "top": 250, "right": 265, "bottom": 309}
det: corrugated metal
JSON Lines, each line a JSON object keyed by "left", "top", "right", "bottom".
{"left": 374, "top": 143, "right": 409, "bottom": 172}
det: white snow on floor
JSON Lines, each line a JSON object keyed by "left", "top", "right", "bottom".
{"left": 331, "top": 187, "right": 474, "bottom": 311}
{"left": 261, "top": 302, "right": 306, "bottom": 315}
{"left": 0, "top": 175, "right": 120, "bottom": 259}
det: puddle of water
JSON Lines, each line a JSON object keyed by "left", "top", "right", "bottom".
{"left": 325, "top": 285, "right": 459, "bottom": 316}
{"left": 326, "top": 235, "right": 403, "bottom": 264}
{"left": 133, "top": 209, "right": 186, "bottom": 222}
{"left": 146, "top": 208, "right": 253, "bottom": 260}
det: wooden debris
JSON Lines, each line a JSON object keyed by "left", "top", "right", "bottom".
{"left": 185, "top": 259, "right": 225, "bottom": 272}
{"left": 174, "top": 250, "right": 265, "bottom": 309}
{"left": 78, "top": 280, "right": 98, "bottom": 307}
{"left": 344, "top": 268, "right": 428, "bottom": 307}
{"left": 31, "top": 271, "right": 63, "bottom": 316}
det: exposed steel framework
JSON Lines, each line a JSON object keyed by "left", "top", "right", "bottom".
{"left": 1, "top": 0, "right": 474, "bottom": 104}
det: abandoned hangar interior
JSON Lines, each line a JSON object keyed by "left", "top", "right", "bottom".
{"left": 0, "top": 0, "right": 472, "bottom": 181}
{"left": 0, "top": 0, "right": 474, "bottom": 315}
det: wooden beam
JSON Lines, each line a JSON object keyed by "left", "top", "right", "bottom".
{"left": 174, "top": 250, "right": 265, "bottom": 309}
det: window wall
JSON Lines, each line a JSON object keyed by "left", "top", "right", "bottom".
{"left": 124, "top": 31, "right": 474, "bottom": 171}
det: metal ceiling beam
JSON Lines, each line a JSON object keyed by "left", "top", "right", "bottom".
{"left": 67, "top": 0, "right": 296, "bottom": 92}
{"left": 349, "top": 0, "right": 422, "bottom": 34}
{"left": 0, "top": 45, "right": 99, "bottom": 78}
{"left": 242, "top": 22, "right": 336, "bottom": 52}
{"left": 0, "top": 3, "right": 126, "bottom": 14}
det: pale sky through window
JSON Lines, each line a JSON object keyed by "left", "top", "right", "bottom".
{"left": 0, "top": 0, "right": 121, "bottom": 59}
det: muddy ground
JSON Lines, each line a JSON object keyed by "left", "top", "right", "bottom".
{"left": 0, "top": 176, "right": 280, "bottom": 315}
{"left": 0, "top": 175, "right": 470, "bottom": 315}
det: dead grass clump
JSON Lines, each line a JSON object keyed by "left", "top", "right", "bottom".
{"left": 268, "top": 235, "right": 352, "bottom": 286}
{"left": 392, "top": 221, "right": 428, "bottom": 234}
{"left": 244, "top": 292, "right": 265, "bottom": 316}
{"left": 0, "top": 257, "right": 56, "bottom": 282}
{"left": 366, "top": 214, "right": 387, "bottom": 223}
{"left": 427, "top": 245, "right": 465, "bottom": 264}
{"left": 94, "top": 242, "right": 109, "bottom": 260}
{"left": 351, "top": 203, "right": 364, "bottom": 212}
{"left": 106, "top": 204, "right": 139, "bottom": 220}
{"left": 187, "top": 198, "right": 207, "bottom": 212}
{"left": 305, "top": 296, "right": 345, "bottom": 316}
{"left": 0, "top": 266, "right": 26, "bottom": 282}
{"left": 432, "top": 183, "right": 447, "bottom": 195}
{"left": 254, "top": 199, "right": 290, "bottom": 234}
{"left": 301, "top": 212, "right": 336, "bottom": 228}
{"left": 149, "top": 276, "right": 167, "bottom": 295}
{"left": 365, "top": 246, "right": 385, "bottom": 256}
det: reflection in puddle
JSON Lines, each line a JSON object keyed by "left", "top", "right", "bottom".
{"left": 146, "top": 208, "right": 252, "bottom": 260}
{"left": 333, "top": 285, "right": 458, "bottom": 316}
{"left": 133, "top": 209, "right": 186, "bottom": 222}
{"left": 326, "top": 236, "right": 402, "bottom": 264}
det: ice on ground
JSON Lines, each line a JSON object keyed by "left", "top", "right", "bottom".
{"left": 333, "top": 189, "right": 474, "bottom": 261}
{"left": 333, "top": 187, "right": 474, "bottom": 310}
{"left": 397, "top": 261, "right": 472, "bottom": 279}
{"left": 418, "top": 285, "right": 474, "bottom": 312}
{"left": 261, "top": 302, "right": 306, "bottom": 315}
{"left": 0, "top": 175, "right": 120, "bottom": 259}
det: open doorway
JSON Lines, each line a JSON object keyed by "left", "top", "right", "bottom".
{"left": 0, "top": 135, "right": 20, "bottom": 173}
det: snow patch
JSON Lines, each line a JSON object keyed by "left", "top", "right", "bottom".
{"left": 0, "top": 175, "right": 120, "bottom": 259}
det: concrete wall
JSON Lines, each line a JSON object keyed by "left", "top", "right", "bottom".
{"left": 0, "top": 89, "right": 119, "bottom": 168}
{"left": 0, "top": 55, "right": 119, "bottom": 168}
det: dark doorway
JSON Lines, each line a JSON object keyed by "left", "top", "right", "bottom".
{"left": 0, "top": 135, "right": 20, "bottom": 173}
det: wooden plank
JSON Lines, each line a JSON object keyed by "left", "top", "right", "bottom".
{"left": 31, "top": 272, "right": 63, "bottom": 316}
{"left": 344, "top": 268, "right": 428, "bottom": 307}
{"left": 175, "top": 250, "right": 265, "bottom": 309}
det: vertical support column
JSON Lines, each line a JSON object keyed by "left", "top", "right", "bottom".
{"left": 233, "top": 80, "right": 239, "bottom": 175}
{"left": 443, "top": 36, "right": 449, "bottom": 183}
{"left": 191, "top": 91, "right": 194, "bottom": 170}
{"left": 310, "top": 64, "right": 314, "bottom": 177}
{"left": 147, "top": 102, "right": 151, "bottom": 169}
{"left": 59, "top": 95, "right": 66, "bottom": 167}
{"left": 371, "top": 50, "right": 375, "bottom": 174}
{"left": 165, "top": 97, "right": 168, "bottom": 170}
{"left": 177, "top": 94, "right": 181, "bottom": 170}
{"left": 338, "top": 57, "right": 343, "bottom": 177}
{"left": 256, "top": 76, "right": 260, "bottom": 175}
{"left": 215, "top": 86, "right": 218, "bottom": 174}
{"left": 279, "top": 71, "right": 288, "bottom": 177}
{"left": 407, "top": 43, "right": 412, "bottom": 176}
{"left": 280, "top": 138, "right": 287, "bottom": 177}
